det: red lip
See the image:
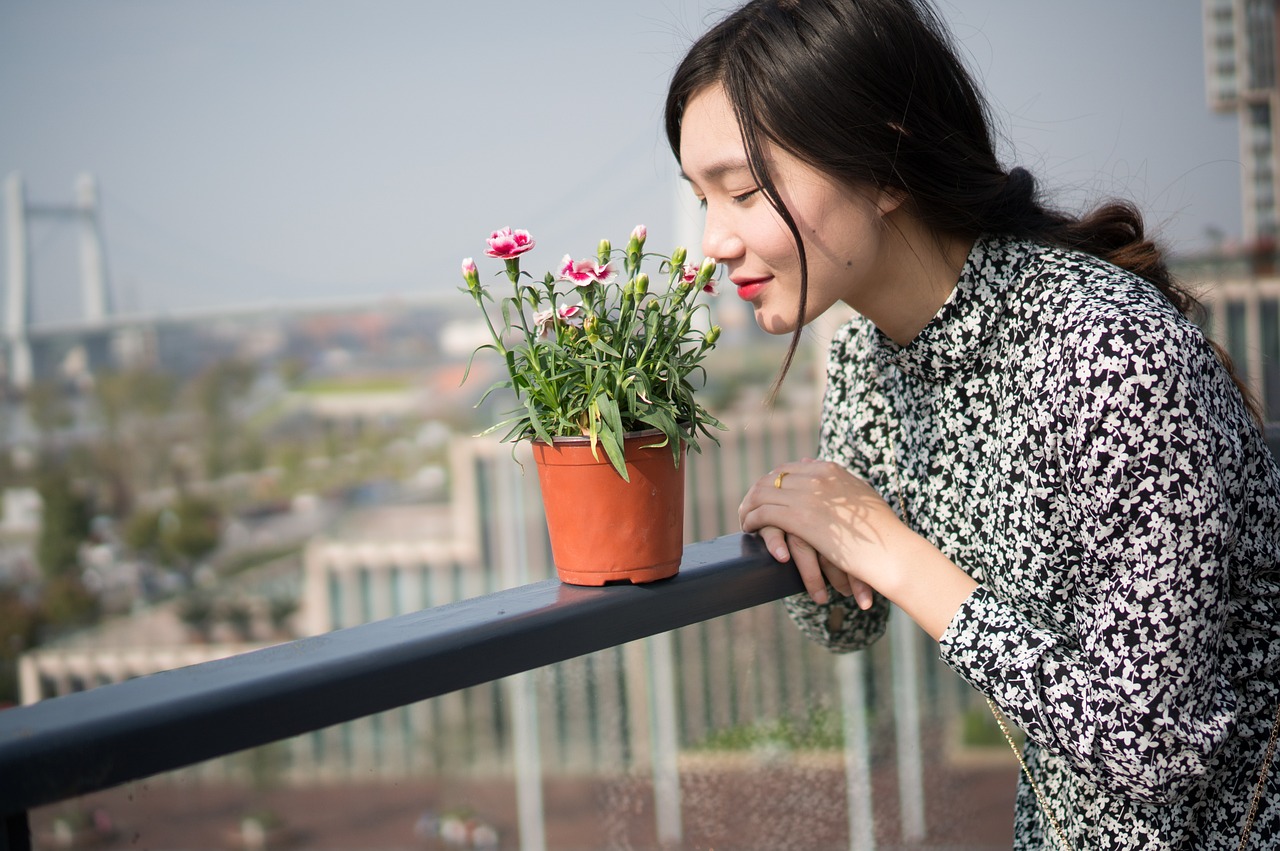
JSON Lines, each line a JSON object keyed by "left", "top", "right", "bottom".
{"left": 731, "top": 275, "right": 771, "bottom": 301}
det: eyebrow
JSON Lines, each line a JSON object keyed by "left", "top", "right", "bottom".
{"left": 679, "top": 158, "right": 754, "bottom": 183}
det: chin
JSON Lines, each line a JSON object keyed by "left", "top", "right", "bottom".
{"left": 755, "top": 308, "right": 798, "bottom": 336}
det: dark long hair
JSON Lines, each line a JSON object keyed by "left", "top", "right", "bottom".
{"left": 665, "top": 0, "right": 1259, "bottom": 419}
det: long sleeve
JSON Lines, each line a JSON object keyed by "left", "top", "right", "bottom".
{"left": 783, "top": 318, "right": 891, "bottom": 653}
{"left": 939, "top": 313, "right": 1250, "bottom": 804}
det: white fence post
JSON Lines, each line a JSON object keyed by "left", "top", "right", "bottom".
{"left": 890, "top": 607, "right": 926, "bottom": 842}
{"left": 648, "top": 630, "right": 683, "bottom": 847}
{"left": 501, "top": 461, "right": 547, "bottom": 851}
{"left": 838, "top": 651, "right": 875, "bottom": 851}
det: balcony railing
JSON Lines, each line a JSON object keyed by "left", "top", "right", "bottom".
{"left": 0, "top": 533, "right": 808, "bottom": 851}
{"left": 6, "top": 425, "right": 1278, "bottom": 850}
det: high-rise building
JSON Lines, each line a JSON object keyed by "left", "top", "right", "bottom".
{"left": 1205, "top": 0, "right": 1280, "bottom": 245}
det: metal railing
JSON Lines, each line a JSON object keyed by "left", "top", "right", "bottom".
{"left": 0, "top": 533, "right": 803, "bottom": 850}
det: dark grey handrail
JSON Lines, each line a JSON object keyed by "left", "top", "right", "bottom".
{"left": 0, "top": 533, "right": 801, "bottom": 818}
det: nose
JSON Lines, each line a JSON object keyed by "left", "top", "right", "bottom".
{"left": 701, "top": 206, "right": 744, "bottom": 264}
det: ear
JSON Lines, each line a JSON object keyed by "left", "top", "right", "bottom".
{"left": 874, "top": 186, "right": 906, "bottom": 217}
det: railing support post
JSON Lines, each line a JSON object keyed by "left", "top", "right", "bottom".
{"left": 838, "top": 651, "right": 875, "bottom": 851}
{"left": 648, "top": 630, "right": 683, "bottom": 847}
{"left": 500, "top": 459, "right": 547, "bottom": 851}
{"left": 891, "top": 607, "right": 927, "bottom": 842}
{"left": 508, "top": 671, "right": 546, "bottom": 851}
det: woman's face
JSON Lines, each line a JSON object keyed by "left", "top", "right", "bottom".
{"left": 678, "top": 84, "right": 898, "bottom": 335}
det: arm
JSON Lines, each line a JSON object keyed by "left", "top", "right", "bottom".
{"left": 755, "top": 320, "right": 977, "bottom": 648}
{"left": 773, "top": 320, "right": 897, "bottom": 652}
{"left": 941, "top": 317, "right": 1247, "bottom": 803}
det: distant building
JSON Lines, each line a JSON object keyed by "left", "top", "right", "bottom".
{"left": 1204, "top": 0, "right": 1280, "bottom": 244}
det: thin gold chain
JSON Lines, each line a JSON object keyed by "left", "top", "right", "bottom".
{"left": 984, "top": 697, "right": 1074, "bottom": 850}
{"left": 1239, "top": 698, "right": 1280, "bottom": 850}
{"left": 888, "top": 432, "right": 1280, "bottom": 849}
{"left": 888, "top": 434, "right": 1071, "bottom": 851}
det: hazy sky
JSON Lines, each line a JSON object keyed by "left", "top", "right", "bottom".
{"left": 0, "top": 1, "right": 1241, "bottom": 327}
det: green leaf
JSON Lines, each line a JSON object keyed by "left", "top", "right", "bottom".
{"left": 459, "top": 343, "right": 498, "bottom": 386}
{"left": 594, "top": 396, "right": 629, "bottom": 481}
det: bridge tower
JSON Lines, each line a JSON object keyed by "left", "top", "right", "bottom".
{"left": 3, "top": 171, "right": 113, "bottom": 389}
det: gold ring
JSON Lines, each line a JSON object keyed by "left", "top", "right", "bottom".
{"left": 774, "top": 471, "right": 788, "bottom": 488}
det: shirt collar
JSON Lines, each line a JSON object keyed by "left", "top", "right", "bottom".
{"left": 869, "top": 233, "right": 1036, "bottom": 381}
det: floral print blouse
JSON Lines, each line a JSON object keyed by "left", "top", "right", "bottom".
{"left": 788, "top": 234, "right": 1280, "bottom": 848}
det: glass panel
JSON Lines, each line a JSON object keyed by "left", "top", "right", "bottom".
{"left": 21, "top": 320, "right": 1020, "bottom": 848}
{"left": 27, "top": 617, "right": 1017, "bottom": 849}
{"left": 1227, "top": 300, "right": 1251, "bottom": 383}
{"left": 1261, "top": 299, "right": 1280, "bottom": 421}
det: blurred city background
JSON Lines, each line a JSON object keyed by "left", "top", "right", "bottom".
{"left": 3, "top": 1, "right": 1280, "bottom": 849}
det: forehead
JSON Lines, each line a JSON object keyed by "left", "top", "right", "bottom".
{"left": 678, "top": 85, "right": 752, "bottom": 184}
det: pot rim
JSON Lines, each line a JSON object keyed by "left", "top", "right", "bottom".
{"left": 532, "top": 427, "right": 676, "bottom": 447}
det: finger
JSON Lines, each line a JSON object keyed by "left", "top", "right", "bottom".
{"left": 817, "top": 554, "right": 853, "bottom": 599}
{"left": 849, "top": 578, "right": 876, "bottom": 611}
{"left": 786, "top": 534, "right": 830, "bottom": 605}
{"left": 757, "top": 525, "right": 791, "bottom": 563}
{"left": 738, "top": 474, "right": 777, "bottom": 529}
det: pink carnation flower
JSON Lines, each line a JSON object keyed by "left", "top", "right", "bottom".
{"left": 533, "top": 303, "right": 584, "bottom": 337}
{"left": 558, "top": 255, "right": 617, "bottom": 287}
{"left": 485, "top": 227, "right": 536, "bottom": 260}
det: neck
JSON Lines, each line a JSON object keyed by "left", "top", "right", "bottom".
{"left": 858, "top": 214, "right": 973, "bottom": 347}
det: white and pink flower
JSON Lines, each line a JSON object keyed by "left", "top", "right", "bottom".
{"left": 558, "top": 255, "right": 617, "bottom": 287}
{"left": 484, "top": 227, "right": 536, "bottom": 260}
{"left": 533, "top": 302, "right": 584, "bottom": 337}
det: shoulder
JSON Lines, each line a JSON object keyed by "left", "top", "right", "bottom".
{"left": 1010, "top": 246, "right": 1257, "bottom": 461}
{"left": 1017, "top": 242, "right": 1180, "bottom": 329}
{"left": 1012, "top": 243, "right": 1216, "bottom": 382}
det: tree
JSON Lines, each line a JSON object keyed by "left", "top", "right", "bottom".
{"left": 35, "top": 465, "right": 93, "bottom": 580}
{"left": 123, "top": 494, "right": 223, "bottom": 571}
{"left": 40, "top": 575, "right": 99, "bottom": 634}
{"left": 192, "top": 359, "right": 255, "bottom": 479}
{"left": 0, "top": 587, "right": 41, "bottom": 705}
{"left": 25, "top": 380, "right": 72, "bottom": 435}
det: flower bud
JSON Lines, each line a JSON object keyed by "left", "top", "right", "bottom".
{"left": 705, "top": 325, "right": 721, "bottom": 346}
{"left": 460, "top": 257, "right": 481, "bottom": 292}
{"left": 695, "top": 257, "right": 717, "bottom": 287}
{"left": 634, "top": 273, "right": 649, "bottom": 298}
{"left": 597, "top": 239, "right": 611, "bottom": 266}
{"left": 628, "top": 225, "right": 647, "bottom": 253}
{"left": 670, "top": 246, "right": 687, "bottom": 268}
{"left": 584, "top": 313, "right": 600, "bottom": 336}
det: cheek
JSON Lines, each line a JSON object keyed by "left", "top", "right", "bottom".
{"left": 742, "top": 212, "right": 797, "bottom": 262}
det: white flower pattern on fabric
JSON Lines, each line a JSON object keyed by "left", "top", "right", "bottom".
{"left": 786, "top": 235, "right": 1280, "bottom": 849}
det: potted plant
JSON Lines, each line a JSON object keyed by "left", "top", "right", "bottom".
{"left": 461, "top": 225, "right": 724, "bottom": 585}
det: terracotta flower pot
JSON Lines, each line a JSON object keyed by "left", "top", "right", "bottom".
{"left": 531, "top": 429, "right": 686, "bottom": 586}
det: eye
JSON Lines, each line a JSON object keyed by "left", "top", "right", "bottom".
{"left": 732, "top": 188, "right": 760, "bottom": 204}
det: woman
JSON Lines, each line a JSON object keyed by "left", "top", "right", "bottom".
{"left": 666, "top": 0, "right": 1280, "bottom": 847}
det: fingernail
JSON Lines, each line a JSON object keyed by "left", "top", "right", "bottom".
{"left": 813, "top": 589, "right": 828, "bottom": 605}
{"left": 774, "top": 547, "right": 789, "bottom": 562}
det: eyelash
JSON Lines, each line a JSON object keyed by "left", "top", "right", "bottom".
{"left": 697, "top": 188, "right": 760, "bottom": 210}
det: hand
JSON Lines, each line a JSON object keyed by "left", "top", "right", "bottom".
{"left": 742, "top": 458, "right": 979, "bottom": 642}
{"left": 758, "top": 525, "right": 877, "bottom": 610}
{"left": 741, "top": 459, "right": 909, "bottom": 609}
